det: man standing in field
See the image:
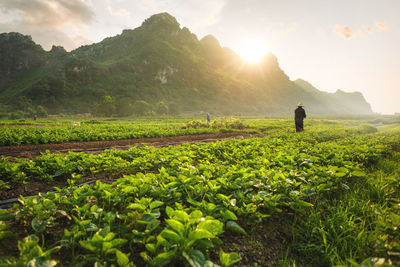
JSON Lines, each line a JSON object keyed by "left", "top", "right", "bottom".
{"left": 294, "top": 102, "right": 306, "bottom": 132}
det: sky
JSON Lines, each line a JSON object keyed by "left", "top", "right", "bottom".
{"left": 0, "top": 0, "right": 399, "bottom": 114}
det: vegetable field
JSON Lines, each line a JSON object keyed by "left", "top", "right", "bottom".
{"left": 0, "top": 118, "right": 399, "bottom": 266}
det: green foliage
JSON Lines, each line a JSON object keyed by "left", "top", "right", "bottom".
{"left": 8, "top": 111, "right": 24, "bottom": 120}
{"left": 36, "top": 105, "right": 48, "bottom": 118}
{"left": 0, "top": 234, "right": 60, "bottom": 266}
{"left": 116, "top": 97, "right": 134, "bottom": 117}
{"left": 132, "top": 100, "right": 150, "bottom": 116}
{"left": 0, "top": 15, "right": 373, "bottom": 115}
{"left": 95, "top": 95, "right": 116, "bottom": 117}
{"left": 186, "top": 118, "right": 247, "bottom": 129}
{"left": 0, "top": 120, "right": 399, "bottom": 265}
{"left": 155, "top": 101, "right": 168, "bottom": 115}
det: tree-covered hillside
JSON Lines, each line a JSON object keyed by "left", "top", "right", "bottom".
{"left": 0, "top": 13, "right": 373, "bottom": 116}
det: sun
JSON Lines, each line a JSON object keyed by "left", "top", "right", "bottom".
{"left": 237, "top": 41, "right": 267, "bottom": 63}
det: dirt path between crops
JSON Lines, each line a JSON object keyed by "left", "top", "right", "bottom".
{"left": 0, "top": 132, "right": 264, "bottom": 201}
{"left": 0, "top": 132, "right": 261, "bottom": 158}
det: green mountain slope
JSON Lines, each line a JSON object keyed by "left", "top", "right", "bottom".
{"left": 0, "top": 13, "right": 373, "bottom": 115}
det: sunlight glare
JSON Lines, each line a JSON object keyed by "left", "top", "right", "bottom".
{"left": 237, "top": 41, "right": 267, "bottom": 63}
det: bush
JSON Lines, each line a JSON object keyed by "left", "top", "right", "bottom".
{"left": 133, "top": 100, "right": 150, "bottom": 116}
{"left": 116, "top": 97, "right": 134, "bottom": 117}
{"left": 8, "top": 111, "right": 25, "bottom": 120}
{"left": 36, "top": 105, "right": 48, "bottom": 118}
{"left": 155, "top": 101, "right": 169, "bottom": 115}
{"left": 185, "top": 118, "right": 248, "bottom": 129}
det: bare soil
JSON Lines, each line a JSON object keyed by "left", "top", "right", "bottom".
{"left": 0, "top": 133, "right": 261, "bottom": 201}
{"left": 0, "top": 132, "right": 254, "bottom": 158}
{"left": 216, "top": 217, "right": 291, "bottom": 266}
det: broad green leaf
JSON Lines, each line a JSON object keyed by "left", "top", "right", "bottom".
{"left": 390, "top": 214, "right": 400, "bottom": 226}
{"left": 183, "top": 250, "right": 206, "bottom": 267}
{"left": 79, "top": 240, "right": 96, "bottom": 252}
{"left": 27, "top": 257, "right": 57, "bottom": 267}
{"left": 104, "top": 232, "right": 116, "bottom": 242}
{"left": 146, "top": 220, "right": 160, "bottom": 233}
{"left": 189, "top": 210, "right": 203, "bottom": 220}
{"left": 334, "top": 172, "right": 347, "bottom": 178}
{"left": 351, "top": 170, "right": 366, "bottom": 177}
{"left": 127, "top": 203, "right": 146, "bottom": 211}
{"left": 198, "top": 220, "right": 224, "bottom": 235}
{"left": 111, "top": 238, "right": 128, "bottom": 248}
{"left": 145, "top": 243, "right": 157, "bottom": 254}
{"left": 31, "top": 218, "right": 47, "bottom": 233}
{"left": 188, "top": 229, "right": 213, "bottom": 240}
{"left": 152, "top": 251, "right": 175, "bottom": 266}
{"left": 41, "top": 246, "right": 61, "bottom": 258}
{"left": 196, "top": 239, "right": 215, "bottom": 249}
{"left": 221, "top": 210, "right": 237, "bottom": 221}
{"left": 220, "top": 249, "right": 241, "bottom": 267}
{"left": 165, "top": 206, "right": 174, "bottom": 218}
{"left": 150, "top": 201, "right": 164, "bottom": 209}
{"left": 84, "top": 223, "right": 98, "bottom": 232}
{"left": 160, "top": 229, "right": 182, "bottom": 243}
{"left": 27, "top": 234, "right": 40, "bottom": 242}
{"left": 165, "top": 219, "right": 185, "bottom": 234}
{"left": 98, "top": 226, "right": 110, "bottom": 237}
{"left": 226, "top": 221, "right": 246, "bottom": 235}
{"left": 116, "top": 250, "right": 130, "bottom": 266}
{"left": 173, "top": 210, "right": 189, "bottom": 222}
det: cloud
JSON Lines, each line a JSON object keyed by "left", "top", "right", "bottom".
{"left": 138, "top": 0, "right": 228, "bottom": 29}
{"left": 376, "top": 21, "right": 388, "bottom": 30}
{"left": 0, "top": 0, "right": 94, "bottom": 29}
{"left": 0, "top": 0, "right": 94, "bottom": 50}
{"left": 334, "top": 24, "right": 354, "bottom": 39}
{"left": 0, "top": 22, "right": 93, "bottom": 51}
{"left": 334, "top": 21, "right": 389, "bottom": 40}
{"left": 107, "top": 6, "right": 130, "bottom": 18}
{"left": 365, "top": 26, "right": 374, "bottom": 33}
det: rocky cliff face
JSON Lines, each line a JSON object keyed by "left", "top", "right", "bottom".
{"left": 0, "top": 33, "right": 46, "bottom": 86}
{"left": 0, "top": 13, "right": 373, "bottom": 115}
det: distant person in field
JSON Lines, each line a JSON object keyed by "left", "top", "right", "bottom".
{"left": 294, "top": 102, "right": 306, "bottom": 132}
{"left": 207, "top": 112, "right": 211, "bottom": 124}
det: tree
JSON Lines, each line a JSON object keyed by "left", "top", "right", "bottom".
{"left": 36, "top": 105, "right": 48, "bottom": 118}
{"left": 9, "top": 111, "right": 24, "bottom": 120}
{"left": 14, "top": 96, "right": 32, "bottom": 112}
{"left": 132, "top": 100, "right": 150, "bottom": 116}
{"left": 98, "top": 96, "right": 116, "bottom": 117}
{"left": 116, "top": 97, "right": 134, "bottom": 117}
{"left": 26, "top": 107, "right": 37, "bottom": 118}
{"left": 168, "top": 102, "right": 180, "bottom": 115}
{"left": 155, "top": 101, "right": 168, "bottom": 115}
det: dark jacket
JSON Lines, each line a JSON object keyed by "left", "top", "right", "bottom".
{"left": 294, "top": 107, "right": 306, "bottom": 121}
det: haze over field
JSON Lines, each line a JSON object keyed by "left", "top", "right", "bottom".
{"left": 0, "top": 0, "right": 399, "bottom": 114}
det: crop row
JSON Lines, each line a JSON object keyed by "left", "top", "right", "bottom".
{"left": 0, "top": 124, "right": 383, "bottom": 188}
{"left": 1, "top": 126, "right": 399, "bottom": 265}
{"left": 0, "top": 118, "right": 370, "bottom": 146}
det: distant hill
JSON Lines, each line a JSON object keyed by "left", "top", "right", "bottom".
{"left": 0, "top": 13, "right": 373, "bottom": 116}
{"left": 293, "top": 79, "right": 373, "bottom": 114}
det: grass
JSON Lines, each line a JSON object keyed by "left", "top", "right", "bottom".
{"left": 287, "top": 151, "right": 400, "bottom": 266}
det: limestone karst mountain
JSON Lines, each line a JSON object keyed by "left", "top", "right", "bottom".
{"left": 0, "top": 13, "right": 372, "bottom": 115}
